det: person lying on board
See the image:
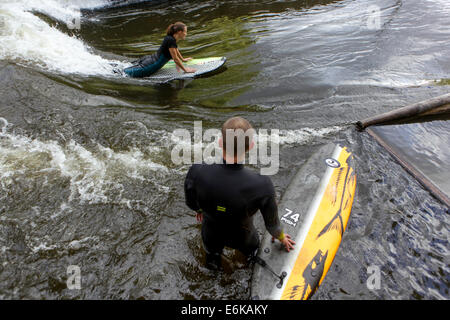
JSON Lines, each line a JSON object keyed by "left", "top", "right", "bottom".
{"left": 124, "top": 22, "right": 196, "bottom": 78}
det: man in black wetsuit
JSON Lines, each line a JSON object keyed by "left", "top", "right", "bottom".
{"left": 184, "top": 117, "right": 295, "bottom": 270}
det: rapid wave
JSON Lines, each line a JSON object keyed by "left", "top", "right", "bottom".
{"left": 0, "top": 0, "right": 132, "bottom": 75}
{"left": 0, "top": 117, "right": 344, "bottom": 202}
{"left": 0, "top": 117, "right": 169, "bottom": 206}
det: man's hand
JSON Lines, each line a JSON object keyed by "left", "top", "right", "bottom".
{"left": 196, "top": 212, "right": 203, "bottom": 223}
{"left": 183, "top": 57, "right": 193, "bottom": 62}
{"left": 281, "top": 234, "right": 295, "bottom": 252}
{"left": 272, "top": 234, "right": 295, "bottom": 252}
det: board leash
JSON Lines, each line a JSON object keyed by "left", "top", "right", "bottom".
{"left": 253, "top": 256, "right": 287, "bottom": 289}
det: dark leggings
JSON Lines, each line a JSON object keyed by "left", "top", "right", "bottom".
{"left": 201, "top": 219, "right": 260, "bottom": 258}
{"left": 124, "top": 53, "right": 169, "bottom": 78}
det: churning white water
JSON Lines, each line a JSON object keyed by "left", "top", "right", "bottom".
{"left": 0, "top": 0, "right": 130, "bottom": 75}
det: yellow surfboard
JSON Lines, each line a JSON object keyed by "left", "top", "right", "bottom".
{"left": 251, "top": 144, "right": 356, "bottom": 300}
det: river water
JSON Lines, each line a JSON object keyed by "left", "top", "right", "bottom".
{"left": 0, "top": 0, "right": 448, "bottom": 299}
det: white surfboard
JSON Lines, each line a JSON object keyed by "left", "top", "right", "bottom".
{"left": 148, "top": 57, "right": 226, "bottom": 83}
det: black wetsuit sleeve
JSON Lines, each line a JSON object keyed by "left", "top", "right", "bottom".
{"left": 184, "top": 165, "right": 200, "bottom": 212}
{"left": 260, "top": 195, "right": 283, "bottom": 239}
{"left": 259, "top": 179, "right": 283, "bottom": 239}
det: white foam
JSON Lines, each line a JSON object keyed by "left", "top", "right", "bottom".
{"left": 0, "top": 118, "right": 170, "bottom": 205}
{"left": 0, "top": 0, "right": 130, "bottom": 75}
{"left": 31, "top": 242, "right": 58, "bottom": 253}
{"left": 30, "top": 0, "right": 111, "bottom": 20}
{"left": 259, "top": 126, "right": 344, "bottom": 145}
{"left": 169, "top": 125, "right": 344, "bottom": 147}
{"left": 0, "top": 118, "right": 9, "bottom": 133}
